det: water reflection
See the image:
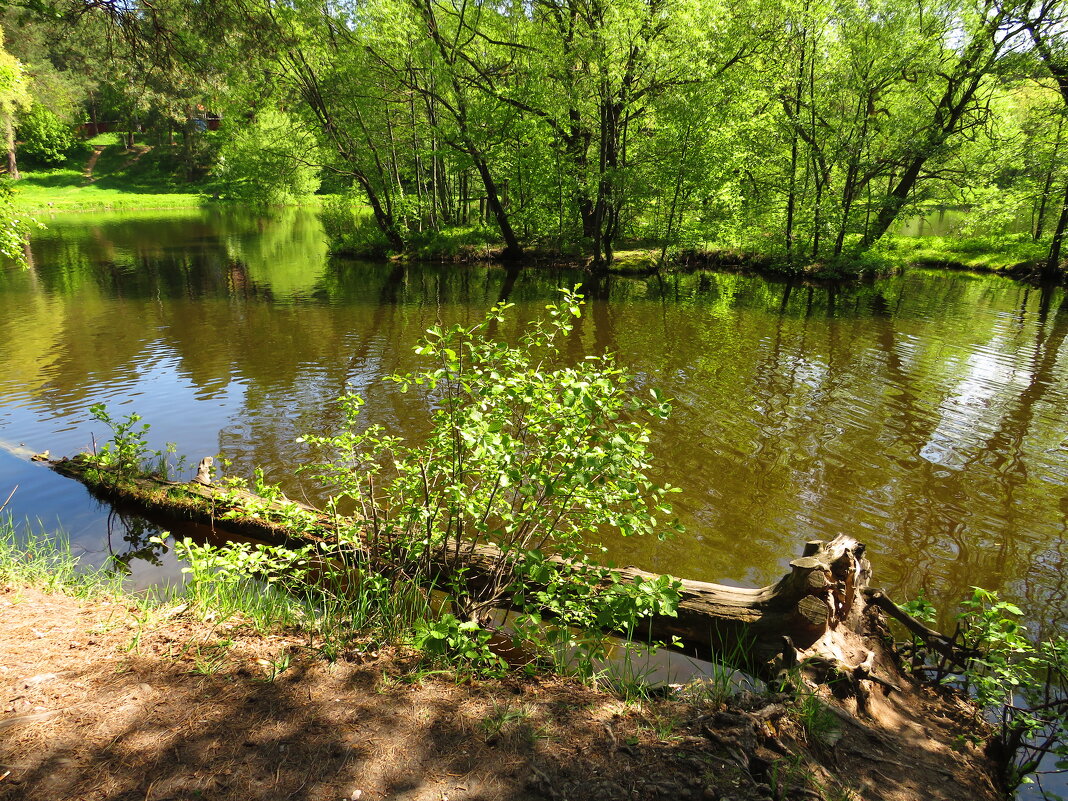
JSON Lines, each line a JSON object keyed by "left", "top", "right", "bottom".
{"left": 0, "top": 208, "right": 1066, "bottom": 637}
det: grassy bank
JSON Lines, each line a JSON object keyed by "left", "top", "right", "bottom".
{"left": 11, "top": 134, "right": 214, "bottom": 213}
{"left": 878, "top": 233, "right": 1048, "bottom": 275}
{"left": 322, "top": 209, "right": 1058, "bottom": 281}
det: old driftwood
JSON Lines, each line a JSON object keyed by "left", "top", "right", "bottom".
{"left": 41, "top": 453, "right": 934, "bottom": 683}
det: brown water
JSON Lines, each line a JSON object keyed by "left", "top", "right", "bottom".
{"left": 1, "top": 207, "right": 1067, "bottom": 641}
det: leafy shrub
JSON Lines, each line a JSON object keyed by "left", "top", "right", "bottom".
{"left": 88, "top": 403, "right": 184, "bottom": 478}
{"left": 301, "top": 288, "right": 683, "bottom": 664}
{"left": 900, "top": 587, "right": 1068, "bottom": 793}
{"left": 17, "top": 105, "right": 76, "bottom": 165}
{"left": 319, "top": 194, "right": 391, "bottom": 256}
{"left": 0, "top": 177, "right": 37, "bottom": 265}
{"left": 412, "top": 613, "right": 507, "bottom": 674}
{"left": 87, "top": 293, "right": 683, "bottom": 678}
{"left": 217, "top": 109, "right": 320, "bottom": 206}
{"left": 406, "top": 225, "right": 502, "bottom": 259}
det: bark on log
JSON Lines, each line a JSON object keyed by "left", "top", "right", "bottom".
{"left": 44, "top": 453, "right": 896, "bottom": 681}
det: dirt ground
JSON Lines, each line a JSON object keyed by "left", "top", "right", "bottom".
{"left": 0, "top": 584, "right": 1004, "bottom": 801}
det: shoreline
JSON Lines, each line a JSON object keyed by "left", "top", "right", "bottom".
{"left": 11, "top": 185, "right": 1061, "bottom": 286}
{"left": 333, "top": 241, "right": 1066, "bottom": 287}
{"left": 0, "top": 582, "right": 1004, "bottom": 801}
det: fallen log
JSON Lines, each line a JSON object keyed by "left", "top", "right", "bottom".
{"left": 40, "top": 452, "right": 910, "bottom": 681}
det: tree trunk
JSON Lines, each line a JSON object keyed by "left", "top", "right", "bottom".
{"left": 858, "top": 155, "right": 924, "bottom": 250}
{"left": 356, "top": 174, "right": 406, "bottom": 252}
{"left": 785, "top": 22, "right": 806, "bottom": 266}
{"left": 4, "top": 114, "right": 19, "bottom": 181}
{"left": 472, "top": 156, "right": 522, "bottom": 260}
{"left": 1043, "top": 179, "right": 1068, "bottom": 280}
{"left": 1035, "top": 117, "right": 1062, "bottom": 242}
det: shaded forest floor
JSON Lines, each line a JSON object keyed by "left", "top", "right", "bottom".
{"left": 0, "top": 584, "right": 1005, "bottom": 801}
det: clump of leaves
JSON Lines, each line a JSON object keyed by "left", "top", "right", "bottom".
{"left": 412, "top": 614, "right": 507, "bottom": 675}
{"left": 16, "top": 104, "right": 77, "bottom": 165}
{"left": 88, "top": 403, "right": 184, "bottom": 479}
{"left": 88, "top": 404, "right": 154, "bottom": 475}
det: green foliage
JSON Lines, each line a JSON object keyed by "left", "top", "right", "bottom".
{"left": 319, "top": 195, "right": 390, "bottom": 256}
{"left": 88, "top": 403, "right": 187, "bottom": 479}
{"left": 0, "top": 25, "right": 30, "bottom": 118}
{"left": 88, "top": 403, "right": 152, "bottom": 474}
{"left": 302, "top": 288, "right": 680, "bottom": 627}
{"left": 217, "top": 109, "right": 321, "bottom": 207}
{"left": 900, "top": 590, "right": 937, "bottom": 624}
{"left": 0, "top": 177, "right": 39, "bottom": 265}
{"left": 0, "top": 516, "right": 123, "bottom": 597}
{"left": 955, "top": 588, "right": 1031, "bottom": 707}
{"left": 412, "top": 613, "right": 507, "bottom": 674}
{"left": 297, "top": 288, "right": 681, "bottom": 674}
{"left": 900, "top": 587, "right": 1068, "bottom": 793}
{"left": 16, "top": 104, "right": 76, "bottom": 165}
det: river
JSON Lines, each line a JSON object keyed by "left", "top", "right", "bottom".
{"left": 1, "top": 207, "right": 1066, "bottom": 646}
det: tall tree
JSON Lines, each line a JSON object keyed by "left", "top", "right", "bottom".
{"left": 1016, "top": 0, "right": 1068, "bottom": 277}
{"left": 0, "top": 23, "right": 29, "bottom": 180}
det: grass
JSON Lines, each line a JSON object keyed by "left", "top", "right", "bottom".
{"left": 11, "top": 137, "right": 217, "bottom": 213}
{"left": 0, "top": 513, "right": 439, "bottom": 667}
{"left": 0, "top": 517, "right": 125, "bottom": 598}
{"left": 878, "top": 232, "right": 1046, "bottom": 272}
{"left": 0, "top": 511, "right": 675, "bottom": 704}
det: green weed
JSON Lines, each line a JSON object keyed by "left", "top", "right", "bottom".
{"left": 0, "top": 517, "right": 124, "bottom": 598}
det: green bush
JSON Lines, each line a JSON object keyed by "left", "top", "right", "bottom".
{"left": 900, "top": 587, "right": 1068, "bottom": 793}
{"left": 0, "top": 177, "right": 32, "bottom": 264}
{"left": 17, "top": 105, "right": 76, "bottom": 165}
{"left": 217, "top": 109, "right": 320, "bottom": 206}
{"left": 319, "top": 195, "right": 390, "bottom": 256}
{"left": 301, "top": 288, "right": 683, "bottom": 667}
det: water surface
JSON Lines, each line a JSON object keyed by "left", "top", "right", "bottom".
{"left": 1, "top": 208, "right": 1066, "bottom": 641}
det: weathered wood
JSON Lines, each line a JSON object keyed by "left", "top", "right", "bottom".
{"left": 43, "top": 453, "right": 892, "bottom": 679}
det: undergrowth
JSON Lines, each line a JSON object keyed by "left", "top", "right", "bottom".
{"left": 0, "top": 516, "right": 124, "bottom": 598}
{"left": 899, "top": 587, "right": 1068, "bottom": 796}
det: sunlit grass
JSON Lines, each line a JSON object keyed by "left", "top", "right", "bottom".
{"left": 11, "top": 140, "right": 215, "bottom": 213}
{"left": 0, "top": 516, "right": 433, "bottom": 662}
{"left": 13, "top": 183, "right": 208, "bottom": 213}
{"left": 0, "top": 516, "right": 124, "bottom": 598}
{"left": 880, "top": 233, "right": 1045, "bottom": 272}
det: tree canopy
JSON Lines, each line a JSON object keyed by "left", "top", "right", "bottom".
{"left": 5, "top": 0, "right": 1068, "bottom": 276}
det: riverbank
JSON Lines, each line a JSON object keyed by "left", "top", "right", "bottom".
{"left": 14, "top": 162, "right": 1061, "bottom": 283}
{"left": 0, "top": 578, "right": 1003, "bottom": 801}
{"left": 0, "top": 513, "right": 1008, "bottom": 801}
{"left": 329, "top": 232, "right": 1062, "bottom": 284}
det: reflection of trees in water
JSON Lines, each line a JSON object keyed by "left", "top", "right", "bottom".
{"left": 105, "top": 508, "right": 168, "bottom": 573}
{"left": 876, "top": 283, "right": 1068, "bottom": 627}
{"left": 1022, "top": 499, "right": 1068, "bottom": 642}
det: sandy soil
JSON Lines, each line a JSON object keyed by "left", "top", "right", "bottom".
{"left": 0, "top": 585, "right": 1003, "bottom": 801}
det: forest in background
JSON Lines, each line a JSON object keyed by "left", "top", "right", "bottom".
{"left": 3, "top": 0, "right": 1068, "bottom": 276}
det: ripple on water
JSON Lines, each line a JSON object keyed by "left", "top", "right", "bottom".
{"left": 4, "top": 217, "right": 1068, "bottom": 635}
